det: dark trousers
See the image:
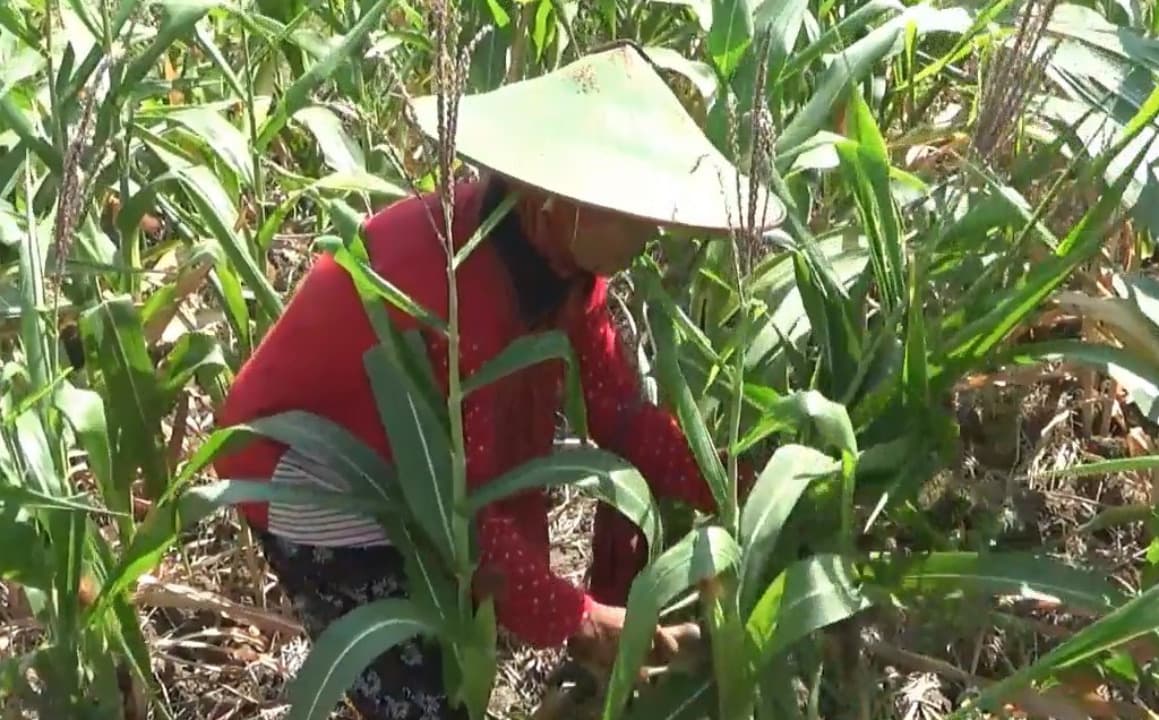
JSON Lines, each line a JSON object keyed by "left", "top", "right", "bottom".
{"left": 257, "top": 532, "right": 470, "bottom": 720}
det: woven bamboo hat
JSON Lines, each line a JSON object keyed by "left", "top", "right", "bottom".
{"left": 410, "top": 43, "right": 785, "bottom": 233}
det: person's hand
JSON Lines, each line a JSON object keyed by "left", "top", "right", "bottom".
{"left": 567, "top": 601, "right": 696, "bottom": 674}
{"left": 567, "top": 601, "right": 627, "bottom": 670}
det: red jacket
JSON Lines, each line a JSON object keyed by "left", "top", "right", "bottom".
{"left": 212, "top": 180, "right": 717, "bottom": 648}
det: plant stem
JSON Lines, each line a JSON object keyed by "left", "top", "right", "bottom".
{"left": 432, "top": 0, "right": 471, "bottom": 596}
{"left": 726, "top": 265, "right": 745, "bottom": 533}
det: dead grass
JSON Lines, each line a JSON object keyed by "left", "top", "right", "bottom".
{"left": 98, "top": 481, "right": 597, "bottom": 720}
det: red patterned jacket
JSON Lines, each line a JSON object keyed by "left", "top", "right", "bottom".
{"left": 213, "top": 180, "right": 719, "bottom": 648}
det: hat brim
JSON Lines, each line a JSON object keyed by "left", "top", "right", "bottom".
{"left": 411, "top": 44, "right": 786, "bottom": 234}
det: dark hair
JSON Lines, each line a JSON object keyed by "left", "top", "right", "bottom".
{"left": 480, "top": 175, "right": 576, "bottom": 328}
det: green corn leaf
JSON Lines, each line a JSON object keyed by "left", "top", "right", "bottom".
{"left": 707, "top": 0, "right": 754, "bottom": 78}
{"left": 997, "top": 339, "right": 1159, "bottom": 423}
{"left": 293, "top": 104, "right": 367, "bottom": 174}
{"left": 739, "top": 444, "right": 841, "bottom": 613}
{"left": 734, "top": 389, "right": 857, "bottom": 456}
{"left": 285, "top": 599, "right": 436, "bottom": 720}
{"left": 364, "top": 345, "right": 456, "bottom": 566}
{"left": 901, "top": 254, "right": 929, "bottom": 412}
{"left": 746, "top": 554, "right": 871, "bottom": 664}
{"left": 108, "top": 593, "right": 159, "bottom": 720}
{"left": 624, "top": 676, "right": 715, "bottom": 720}
{"left": 79, "top": 296, "right": 168, "bottom": 502}
{"left": 133, "top": 135, "right": 284, "bottom": 322}
{"left": 639, "top": 258, "right": 721, "bottom": 368}
{"left": 169, "top": 164, "right": 283, "bottom": 321}
{"left": 754, "top": 0, "right": 809, "bottom": 80}
{"left": 143, "top": 105, "right": 256, "bottom": 187}
{"left": 93, "top": 474, "right": 397, "bottom": 629}
{"left": 603, "top": 525, "right": 742, "bottom": 720}
{"left": 944, "top": 168, "right": 1147, "bottom": 367}
{"left": 465, "top": 448, "right": 663, "bottom": 558}
{"left": 317, "top": 233, "right": 449, "bottom": 432}
{"left": 648, "top": 303, "right": 731, "bottom": 522}
{"left": 256, "top": 0, "right": 392, "bottom": 150}
{"left": 305, "top": 171, "right": 409, "bottom": 198}
{"left": 192, "top": 20, "right": 248, "bottom": 100}
{"left": 0, "top": 42, "right": 43, "bottom": 94}
{"left": 867, "top": 551, "right": 1127, "bottom": 615}
{"left": 0, "top": 483, "right": 120, "bottom": 516}
{"left": 788, "top": 236, "right": 864, "bottom": 395}
{"left": 16, "top": 168, "right": 50, "bottom": 395}
{"left": 778, "top": 0, "right": 895, "bottom": 83}
{"left": 835, "top": 87, "right": 905, "bottom": 315}
{"left": 155, "top": 332, "right": 229, "bottom": 404}
{"left": 0, "top": 96, "right": 59, "bottom": 170}
{"left": 0, "top": 4, "right": 37, "bottom": 47}
{"left": 210, "top": 256, "right": 253, "bottom": 359}
{"left": 462, "top": 331, "right": 588, "bottom": 438}
{"left": 49, "top": 501, "right": 86, "bottom": 667}
{"left": 50, "top": 382, "right": 126, "bottom": 538}
{"left": 744, "top": 240, "right": 870, "bottom": 375}
{"left": 320, "top": 233, "right": 448, "bottom": 333}
{"left": 92, "top": 411, "right": 406, "bottom": 619}
{"left": 120, "top": 0, "right": 217, "bottom": 94}
{"left": 943, "top": 84, "right": 1159, "bottom": 368}
{"left": 704, "top": 573, "right": 753, "bottom": 720}
{"left": 12, "top": 410, "right": 62, "bottom": 497}
{"left": 1039, "top": 454, "right": 1159, "bottom": 481}
{"left": 777, "top": 4, "right": 973, "bottom": 154}
{"left": 0, "top": 517, "right": 49, "bottom": 588}
{"left": 953, "top": 581, "right": 1159, "bottom": 718}
{"left": 455, "top": 597, "right": 498, "bottom": 720}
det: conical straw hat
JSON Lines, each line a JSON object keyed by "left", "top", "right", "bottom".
{"left": 411, "top": 43, "right": 785, "bottom": 233}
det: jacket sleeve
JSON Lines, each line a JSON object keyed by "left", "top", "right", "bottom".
{"left": 568, "top": 279, "right": 717, "bottom": 513}
{"left": 433, "top": 287, "right": 593, "bottom": 649}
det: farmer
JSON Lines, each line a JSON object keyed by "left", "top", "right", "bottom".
{"left": 213, "top": 44, "right": 783, "bottom": 719}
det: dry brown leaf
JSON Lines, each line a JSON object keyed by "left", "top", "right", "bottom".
{"left": 134, "top": 575, "right": 303, "bottom": 638}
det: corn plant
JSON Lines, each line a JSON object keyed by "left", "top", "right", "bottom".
{"left": 5, "top": 0, "right": 1159, "bottom": 718}
{"left": 583, "top": 2, "right": 1159, "bottom": 718}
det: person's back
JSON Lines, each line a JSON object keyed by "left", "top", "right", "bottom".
{"left": 217, "top": 181, "right": 519, "bottom": 531}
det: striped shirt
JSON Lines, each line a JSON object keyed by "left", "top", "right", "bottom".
{"left": 266, "top": 447, "right": 390, "bottom": 547}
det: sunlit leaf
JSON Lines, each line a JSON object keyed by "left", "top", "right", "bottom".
{"left": 285, "top": 599, "right": 435, "bottom": 720}
{"left": 956, "top": 581, "right": 1159, "bottom": 718}
{"left": 256, "top": 0, "right": 392, "bottom": 149}
{"left": 868, "top": 551, "right": 1127, "bottom": 615}
{"left": 466, "top": 448, "right": 663, "bottom": 556}
{"left": 603, "top": 525, "right": 741, "bottom": 719}
{"left": 79, "top": 296, "right": 168, "bottom": 502}
{"left": 51, "top": 382, "right": 125, "bottom": 537}
{"left": 746, "top": 554, "right": 871, "bottom": 663}
{"left": 293, "top": 104, "right": 367, "bottom": 174}
{"left": 363, "top": 345, "right": 456, "bottom": 565}
{"left": 707, "top": 0, "right": 753, "bottom": 78}
{"left": 739, "top": 444, "right": 841, "bottom": 612}
{"left": 649, "top": 304, "right": 731, "bottom": 520}
{"left": 145, "top": 105, "right": 255, "bottom": 186}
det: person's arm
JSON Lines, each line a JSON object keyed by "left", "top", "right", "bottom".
{"left": 568, "top": 278, "right": 720, "bottom": 512}
{"left": 464, "top": 379, "right": 595, "bottom": 647}
{"left": 435, "top": 279, "right": 596, "bottom": 649}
